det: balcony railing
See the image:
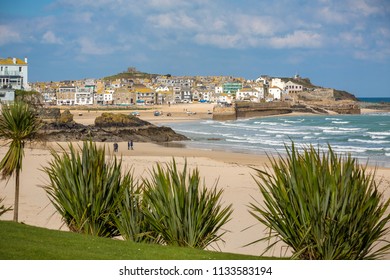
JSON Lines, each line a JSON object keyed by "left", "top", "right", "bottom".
{"left": 0, "top": 70, "right": 23, "bottom": 76}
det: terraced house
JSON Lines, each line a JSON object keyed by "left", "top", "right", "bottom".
{"left": 0, "top": 56, "right": 29, "bottom": 102}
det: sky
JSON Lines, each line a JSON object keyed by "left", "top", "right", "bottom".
{"left": 1, "top": 0, "right": 390, "bottom": 97}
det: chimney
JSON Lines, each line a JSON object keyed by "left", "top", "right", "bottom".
{"left": 13, "top": 57, "right": 16, "bottom": 64}
{"left": 24, "top": 57, "right": 28, "bottom": 64}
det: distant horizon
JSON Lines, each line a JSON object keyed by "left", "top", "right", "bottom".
{"left": 2, "top": 0, "right": 390, "bottom": 98}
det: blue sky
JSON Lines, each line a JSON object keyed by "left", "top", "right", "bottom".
{"left": 1, "top": 0, "right": 390, "bottom": 97}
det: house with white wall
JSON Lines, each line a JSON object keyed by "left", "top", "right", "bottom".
{"left": 270, "top": 78, "right": 286, "bottom": 90}
{"left": 0, "top": 57, "right": 29, "bottom": 90}
{"left": 285, "top": 80, "right": 303, "bottom": 93}
{"left": 218, "top": 93, "right": 233, "bottom": 104}
{"left": 57, "top": 86, "right": 76, "bottom": 105}
{"left": 268, "top": 86, "right": 283, "bottom": 100}
{"left": 75, "top": 87, "right": 94, "bottom": 105}
{"left": 236, "top": 87, "right": 264, "bottom": 102}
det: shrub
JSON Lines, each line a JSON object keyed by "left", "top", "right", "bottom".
{"left": 113, "top": 179, "right": 158, "bottom": 243}
{"left": 249, "top": 143, "right": 390, "bottom": 259}
{"left": 142, "top": 159, "right": 233, "bottom": 249}
{"left": 42, "top": 141, "right": 134, "bottom": 237}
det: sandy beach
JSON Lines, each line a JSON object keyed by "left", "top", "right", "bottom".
{"left": 1, "top": 103, "right": 390, "bottom": 258}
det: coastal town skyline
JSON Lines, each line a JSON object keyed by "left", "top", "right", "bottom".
{"left": 1, "top": 0, "right": 390, "bottom": 97}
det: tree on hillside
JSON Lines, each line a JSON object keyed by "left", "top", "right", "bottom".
{"left": 0, "top": 101, "right": 42, "bottom": 222}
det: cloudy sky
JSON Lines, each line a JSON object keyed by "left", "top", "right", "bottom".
{"left": 1, "top": 0, "right": 390, "bottom": 97}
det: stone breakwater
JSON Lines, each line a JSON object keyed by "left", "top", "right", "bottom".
{"left": 213, "top": 101, "right": 361, "bottom": 121}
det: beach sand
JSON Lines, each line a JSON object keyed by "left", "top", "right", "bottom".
{"left": 1, "top": 103, "right": 390, "bottom": 258}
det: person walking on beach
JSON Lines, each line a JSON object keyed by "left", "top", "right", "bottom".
{"left": 128, "top": 140, "right": 133, "bottom": 150}
{"left": 113, "top": 142, "right": 118, "bottom": 152}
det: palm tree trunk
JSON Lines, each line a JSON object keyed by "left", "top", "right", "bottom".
{"left": 13, "top": 169, "right": 20, "bottom": 222}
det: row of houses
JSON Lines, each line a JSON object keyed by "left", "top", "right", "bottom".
{"left": 40, "top": 75, "right": 310, "bottom": 106}
{"left": 1, "top": 57, "right": 311, "bottom": 105}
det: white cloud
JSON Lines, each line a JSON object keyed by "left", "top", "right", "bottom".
{"left": 268, "top": 30, "right": 323, "bottom": 49}
{"left": 338, "top": 32, "right": 365, "bottom": 47}
{"left": 317, "top": 6, "right": 348, "bottom": 24}
{"left": 0, "top": 25, "right": 21, "bottom": 46}
{"left": 194, "top": 33, "right": 242, "bottom": 49}
{"left": 79, "top": 37, "right": 113, "bottom": 55}
{"left": 234, "top": 15, "right": 279, "bottom": 36}
{"left": 350, "top": 0, "right": 383, "bottom": 16}
{"left": 42, "top": 31, "right": 63, "bottom": 44}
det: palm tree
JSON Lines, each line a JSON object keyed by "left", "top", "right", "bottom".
{"left": 0, "top": 101, "right": 42, "bottom": 222}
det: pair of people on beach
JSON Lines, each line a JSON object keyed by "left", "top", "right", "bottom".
{"left": 113, "top": 141, "right": 133, "bottom": 152}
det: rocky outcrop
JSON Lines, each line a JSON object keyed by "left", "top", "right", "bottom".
{"left": 298, "top": 88, "right": 358, "bottom": 102}
{"left": 39, "top": 113, "right": 189, "bottom": 142}
{"left": 95, "top": 113, "right": 150, "bottom": 127}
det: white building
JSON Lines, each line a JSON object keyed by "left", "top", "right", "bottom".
{"left": 57, "top": 86, "right": 76, "bottom": 106}
{"left": 155, "top": 85, "right": 170, "bottom": 92}
{"left": 270, "top": 78, "right": 286, "bottom": 90}
{"left": 75, "top": 87, "right": 94, "bottom": 105}
{"left": 215, "top": 86, "right": 223, "bottom": 94}
{"left": 218, "top": 93, "right": 233, "bottom": 104}
{"left": 236, "top": 87, "right": 264, "bottom": 102}
{"left": 285, "top": 80, "right": 303, "bottom": 93}
{"left": 0, "top": 57, "right": 29, "bottom": 93}
{"left": 268, "top": 86, "right": 283, "bottom": 100}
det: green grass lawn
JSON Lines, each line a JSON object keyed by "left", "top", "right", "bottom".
{"left": 0, "top": 221, "right": 273, "bottom": 260}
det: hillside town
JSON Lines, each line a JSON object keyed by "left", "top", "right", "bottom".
{"left": 1, "top": 56, "right": 357, "bottom": 107}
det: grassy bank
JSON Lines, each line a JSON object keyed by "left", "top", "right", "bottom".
{"left": 0, "top": 221, "right": 271, "bottom": 260}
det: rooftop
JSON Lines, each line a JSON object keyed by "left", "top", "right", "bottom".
{"left": 0, "top": 57, "right": 27, "bottom": 65}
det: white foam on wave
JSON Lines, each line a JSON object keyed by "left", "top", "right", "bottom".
{"left": 339, "top": 127, "right": 363, "bottom": 131}
{"left": 326, "top": 117, "right": 341, "bottom": 121}
{"left": 253, "top": 121, "right": 279, "bottom": 126}
{"left": 348, "top": 138, "right": 390, "bottom": 144}
{"left": 331, "top": 145, "right": 367, "bottom": 153}
{"left": 367, "top": 131, "right": 390, "bottom": 136}
{"left": 332, "top": 121, "right": 350, "bottom": 124}
{"left": 265, "top": 129, "right": 310, "bottom": 135}
{"left": 322, "top": 129, "right": 347, "bottom": 134}
{"left": 284, "top": 119, "right": 305, "bottom": 123}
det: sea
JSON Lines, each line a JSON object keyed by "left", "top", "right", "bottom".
{"left": 164, "top": 98, "right": 390, "bottom": 168}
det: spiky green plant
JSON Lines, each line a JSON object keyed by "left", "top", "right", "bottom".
{"left": 142, "top": 159, "right": 233, "bottom": 249}
{"left": 249, "top": 143, "right": 390, "bottom": 259}
{"left": 0, "top": 101, "right": 42, "bottom": 222}
{"left": 112, "top": 179, "right": 158, "bottom": 243}
{"left": 42, "top": 141, "right": 134, "bottom": 237}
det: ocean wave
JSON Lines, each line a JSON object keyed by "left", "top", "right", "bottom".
{"left": 367, "top": 131, "right": 390, "bottom": 136}
{"left": 284, "top": 119, "right": 305, "bottom": 123}
{"left": 332, "top": 121, "right": 350, "bottom": 124}
{"left": 322, "top": 129, "right": 348, "bottom": 134}
{"left": 326, "top": 117, "right": 341, "bottom": 121}
{"left": 348, "top": 138, "right": 390, "bottom": 144}
{"left": 264, "top": 129, "right": 310, "bottom": 135}
{"left": 253, "top": 121, "right": 279, "bottom": 126}
{"left": 338, "top": 127, "right": 363, "bottom": 131}
{"left": 331, "top": 145, "right": 368, "bottom": 153}
{"left": 386, "top": 153, "right": 390, "bottom": 157}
